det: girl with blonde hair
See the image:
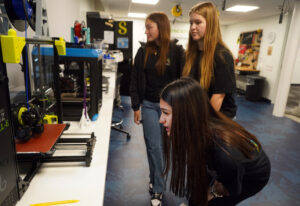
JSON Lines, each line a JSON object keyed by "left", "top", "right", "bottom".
{"left": 183, "top": 1, "right": 237, "bottom": 118}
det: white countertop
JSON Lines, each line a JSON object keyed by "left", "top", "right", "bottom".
{"left": 16, "top": 71, "right": 116, "bottom": 206}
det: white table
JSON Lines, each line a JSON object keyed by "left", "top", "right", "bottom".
{"left": 16, "top": 71, "right": 116, "bottom": 206}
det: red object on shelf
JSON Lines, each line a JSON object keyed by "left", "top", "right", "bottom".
{"left": 74, "top": 23, "right": 82, "bottom": 38}
{"left": 16, "top": 124, "right": 67, "bottom": 153}
{"left": 239, "top": 44, "right": 247, "bottom": 54}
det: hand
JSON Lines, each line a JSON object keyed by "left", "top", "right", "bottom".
{"left": 208, "top": 180, "right": 229, "bottom": 201}
{"left": 208, "top": 192, "right": 214, "bottom": 201}
{"left": 213, "top": 180, "right": 229, "bottom": 196}
{"left": 134, "top": 110, "right": 141, "bottom": 125}
{"left": 210, "top": 93, "right": 225, "bottom": 112}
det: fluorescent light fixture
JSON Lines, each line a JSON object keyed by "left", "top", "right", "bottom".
{"left": 226, "top": 5, "right": 259, "bottom": 12}
{"left": 132, "top": 0, "right": 159, "bottom": 5}
{"left": 128, "top": 12, "right": 147, "bottom": 18}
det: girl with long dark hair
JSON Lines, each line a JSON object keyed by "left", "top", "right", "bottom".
{"left": 159, "top": 77, "right": 270, "bottom": 206}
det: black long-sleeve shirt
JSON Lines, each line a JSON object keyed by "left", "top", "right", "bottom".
{"left": 130, "top": 40, "right": 185, "bottom": 111}
{"left": 144, "top": 51, "right": 164, "bottom": 102}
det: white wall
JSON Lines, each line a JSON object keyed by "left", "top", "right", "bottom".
{"left": 132, "top": 19, "right": 147, "bottom": 59}
{"left": 79, "top": 0, "right": 98, "bottom": 23}
{"left": 222, "top": 15, "right": 289, "bottom": 102}
{"left": 46, "top": 0, "right": 96, "bottom": 41}
{"left": 46, "top": 0, "right": 80, "bottom": 41}
{"left": 170, "top": 22, "right": 189, "bottom": 49}
{"left": 291, "top": 47, "right": 300, "bottom": 84}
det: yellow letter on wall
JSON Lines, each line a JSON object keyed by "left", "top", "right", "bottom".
{"left": 118, "top": 21, "right": 127, "bottom": 35}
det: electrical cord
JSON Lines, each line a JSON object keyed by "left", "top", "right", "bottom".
{"left": 222, "top": 0, "right": 226, "bottom": 11}
{"left": 279, "top": 0, "right": 286, "bottom": 24}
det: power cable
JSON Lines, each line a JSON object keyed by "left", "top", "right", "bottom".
{"left": 222, "top": 0, "right": 226, "bottom": 11}
{"left": 279, "top": 0, "right": 286, "bottom": 24}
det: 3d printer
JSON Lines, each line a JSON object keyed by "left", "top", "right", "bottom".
{"left": 31, "top": 47, "right": 103, "bottom": 121}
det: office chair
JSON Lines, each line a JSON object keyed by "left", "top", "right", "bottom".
{"left": 111, "top": 72, "right": 131, "bottom": 140}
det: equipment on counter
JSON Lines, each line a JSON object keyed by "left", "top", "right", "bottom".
{"left": 16, "top": 124, "right": 97, "bottom": 195}
{"left": 71, "top": 20, "right": 91, "bottom": 45}
{"left": 3, "top": 0, "right": 35, "bottom": 32}
{"left": 0, "top": 45, "right": 20, "bottom": 206}
{"left": 60, "top": 75, "right": 79, "bottom": 93}
{"left": 1, "top": 0, "right": 60, "bottom": 122}
{"left": 32, "top": 46, "right": 103, "bottom": 121}
{"left": 0, "top": 37, "right": 97, "bottom": 203}
{"left": 0, "top": 2, "right": 97, "bottom": 206}
{"left": 11, "top": 103, "right": 44, "bottom": 143}
{"left": 2, "top": 0, "right": 49, "bottom": 36}
{"left": 43, "top": 114, "right": 58, "bottom": 124}
{"left": 0, "top": 1, "right": 52, "bottom": 204}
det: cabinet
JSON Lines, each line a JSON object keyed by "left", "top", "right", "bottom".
{"left": 235, "top": 70, "right": 265, "bottom": 101}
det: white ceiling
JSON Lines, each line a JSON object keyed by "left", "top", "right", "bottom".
{"left": 99, "top": 0, "right": 294, "bottom": 25}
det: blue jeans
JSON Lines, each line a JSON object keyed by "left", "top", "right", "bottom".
{"left": 141, "top": 100, "right": 164, "bottom": 193}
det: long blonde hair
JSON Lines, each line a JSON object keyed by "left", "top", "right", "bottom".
{"left": 182, "top": 2, "right": 231, "bottom": 90}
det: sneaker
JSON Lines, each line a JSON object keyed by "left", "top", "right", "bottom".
{"left": 149, "top": 182, "right": 153, "bottom": 194}
{"left": 151, "top": 193, "right": 163, "bottom": 206}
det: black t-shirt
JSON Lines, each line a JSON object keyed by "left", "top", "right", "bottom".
{"left": 190, "top": 47, "right": 237, "bottom": 118}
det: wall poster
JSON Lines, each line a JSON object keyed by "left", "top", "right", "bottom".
{"left": 237, "top": 29, "right": 263, "bottom": 70}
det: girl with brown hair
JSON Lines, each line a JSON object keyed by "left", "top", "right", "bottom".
{"left": 130, "top": 11, "right": 184, "bottom": 206}
{"left": 159, "top": 77, "right": 270, "bottom": 206}
{"left": 183, "top": 1, "right": 237, "bottom": 118}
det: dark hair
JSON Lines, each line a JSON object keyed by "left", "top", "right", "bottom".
{"left": 144, "top": 12, "right": 170, "bottom": 76}
{"left": 161, "top": 77, "right": 261, "bottom": 205}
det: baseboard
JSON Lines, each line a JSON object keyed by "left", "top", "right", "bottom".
{"left": 291, "top": 84, "right": 300, "bottom": 86}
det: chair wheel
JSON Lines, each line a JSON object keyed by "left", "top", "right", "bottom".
{"left": 127, "top": 134, "right": 131, "bottom": 139}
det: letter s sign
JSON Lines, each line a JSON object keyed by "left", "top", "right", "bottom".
{"left": 118, "top": 21, "right": 127, "bottom": 35}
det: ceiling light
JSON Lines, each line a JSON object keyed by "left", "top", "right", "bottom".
{"left": 226, "top": 5, "right": 259, "bottom": 12}
{"left": 132, "top": 0, "right": 159, "bottom": 5}
{"left": 128, "top": 12, "right": 147, "bottom": 18}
